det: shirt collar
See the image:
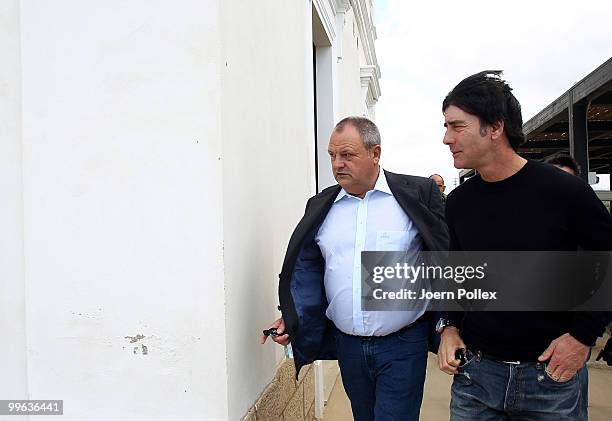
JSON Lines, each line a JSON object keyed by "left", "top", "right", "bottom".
{"left": 334, "top": 167, "right": 390, "bottom": 202}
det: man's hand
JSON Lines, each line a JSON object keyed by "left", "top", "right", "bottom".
{"left": 437, "top": 326, "right": 466, "bottom": 375}
{"left": 538, "top": 333, "right": 589, "bottom": 382}
{"left": 260, "top": 317, "right": 290, "bottom": 346}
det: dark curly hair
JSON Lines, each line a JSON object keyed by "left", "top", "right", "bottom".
{"left": 443, "top": 71, "right": 525, "bottom": 151}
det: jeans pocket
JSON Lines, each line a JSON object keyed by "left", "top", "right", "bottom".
{"left": 542, "top": 363, "right": 578, "bottom": 385}
{"left": 458, "top": 350, "right": 478, "bottom": 372}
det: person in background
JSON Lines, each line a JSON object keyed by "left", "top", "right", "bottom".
{"left": 429, "top": 174, "right": 447, "bottom": 204}
{"left": 546, "top": 155, "right": 581, "bottom": 176}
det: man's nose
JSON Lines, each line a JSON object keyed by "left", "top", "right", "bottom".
{"left": 443, "top": 130, "right": 454, "bottom": 146}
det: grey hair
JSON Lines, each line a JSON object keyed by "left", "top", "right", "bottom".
{"left": 334, "top": 116, "right": 381, "bottom": 150}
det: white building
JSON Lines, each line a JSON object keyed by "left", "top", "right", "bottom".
{"left": 0, "top": 1, "right": 380, "bottom": 420}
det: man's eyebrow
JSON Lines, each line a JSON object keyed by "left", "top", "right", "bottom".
{"left": 444, "top": 119, "right": 467, "bottom": 127}
{"left": 329, "top": 146, "right": 356, "bottom": 153}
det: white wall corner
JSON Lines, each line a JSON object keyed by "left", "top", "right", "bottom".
{"left": 334, "top": 0, "right": 351, "bottom": 13}
{"left": 315, "top": 1, "right": 352, "bottom": 64}
{"left": 360, "top": 65, "right": 381, "bottom": 102}
{"left": 333, "top": 0, "right": 351, "bottom": 62}
{"left": 334, "top": 12, "right": 346, "bottom": 62}
{"left": 360, "top": 65, "right": 380, "bottom": 120}
{"left": 313, "top": 0, "right": 337, "bottom": 42}
{"left": 350, "top": 0, "right": 379, "bottom": 68}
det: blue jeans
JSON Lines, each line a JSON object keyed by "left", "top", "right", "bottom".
{"left": 451, "top": 352, "right": 588, "bottom": 420}
{"left": 334, "top": 321, "right": 428, "bottom": 421}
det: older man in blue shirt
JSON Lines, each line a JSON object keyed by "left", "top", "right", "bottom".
{"left": 262, "top": 117, "right": 448, "bottom": 421}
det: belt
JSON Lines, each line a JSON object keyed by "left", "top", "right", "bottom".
{"left": 473, "top": 350, "right": 537, "bottom": 365}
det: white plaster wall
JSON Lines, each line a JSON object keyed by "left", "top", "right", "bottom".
{"left": 219, "top": 1, "right": 317, "bottom": 419}
{"left": 4, "top": 2, "right": 379, "bottom": 419}
{"left": 19, "top": 1, "right": 228, "bottom": 420}
{"left": 338, "top": 8, "right": 366, "bottom": 119}
{"left": 0, "top": 0, "right": 28, "bottom": 402}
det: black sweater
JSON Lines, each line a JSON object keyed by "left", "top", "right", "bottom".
{"left": 444, "top": 160, "right": 612, "bottom": 361}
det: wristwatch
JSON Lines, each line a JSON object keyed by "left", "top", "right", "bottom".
{"left": 435, "top": 318, "right": 457, "bottom": 334}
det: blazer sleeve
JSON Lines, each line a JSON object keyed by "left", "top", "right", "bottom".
{"left": 425, "top": 178, "right": 450, "bottom": 251}
{"left": 441, "top": 190, "right": 464, "bottom": 328}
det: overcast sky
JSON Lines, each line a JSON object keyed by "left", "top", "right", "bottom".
{"left": 373, "top": 0, "right": 612, "bottom": 192}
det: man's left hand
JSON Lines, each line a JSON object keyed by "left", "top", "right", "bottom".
{"left": 538, "top": 333, "right": 589, "bottom": 382}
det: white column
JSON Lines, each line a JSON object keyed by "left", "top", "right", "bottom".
{"left": 0, "top": 0, "right": 28, "bottom": 401}
{"left": 315, "top": 45, "right": 338, "bottom": 191}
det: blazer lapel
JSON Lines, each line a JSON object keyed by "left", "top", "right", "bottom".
{"left": 385, "top": 171, "right": 436, "bottom": 251}
{"left": 280, "top": 185, "right": 341, "bottom": 278}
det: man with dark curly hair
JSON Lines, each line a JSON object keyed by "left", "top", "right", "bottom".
{"left": 437, "top": 71, "right": 612, "bottom": 420}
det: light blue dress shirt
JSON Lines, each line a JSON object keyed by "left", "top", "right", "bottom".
{"left": 315, "top": 169, "right": 425, "bottom": 336}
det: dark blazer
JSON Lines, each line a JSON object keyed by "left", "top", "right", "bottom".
{"left": 278, "top": 170, "right": 449, "bottom": 376}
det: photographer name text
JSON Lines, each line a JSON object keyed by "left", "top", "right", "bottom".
{"left": 372, "top": 288, "right": 497, "bottom": 300}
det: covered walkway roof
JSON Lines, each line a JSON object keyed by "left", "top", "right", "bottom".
{"left": 520, "top": 57, "right": 612, "bottom": 180}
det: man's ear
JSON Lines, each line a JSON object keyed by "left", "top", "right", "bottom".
{"left": 490, "top": 120, "right": 505, "bottom": 141}
{"left": 371, "top": 145, "right": 381, "bottom": 163}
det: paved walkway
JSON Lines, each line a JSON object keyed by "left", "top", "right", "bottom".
{"left": 324, "top": 351, "right": 612, "bottom": 420}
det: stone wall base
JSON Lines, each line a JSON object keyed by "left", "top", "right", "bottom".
{"left": 588, "top": 333, "right": 612, "bottom": 370}
{"left": 242, "top": 359, "right": 316, "bottom": 421}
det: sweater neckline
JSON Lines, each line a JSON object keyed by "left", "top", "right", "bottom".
{"left": 476, "top": 160, "right": 532, "bottom": 192}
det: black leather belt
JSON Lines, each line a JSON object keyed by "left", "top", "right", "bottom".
{"left": 474, "top": 350, "right": 537, "bottom": 364}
